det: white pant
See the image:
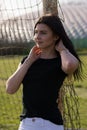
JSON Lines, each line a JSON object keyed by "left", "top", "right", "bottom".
{"left": 18, "top": 117, "right": 64, "bottom": 130}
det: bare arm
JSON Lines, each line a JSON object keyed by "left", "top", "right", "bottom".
{"left": 6, "top": 46, "right": 41, "bottom": 94}
{"left": 55, "top": 40, "right": 79, "bottom": 75}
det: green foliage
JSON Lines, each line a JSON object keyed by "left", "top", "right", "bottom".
{"left": 0, "top": 40, "right": 35, "bottom": 56}
{"left": 71, "top": 38, "right": 87, "bottom": 51}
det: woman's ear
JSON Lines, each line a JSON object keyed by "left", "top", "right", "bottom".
{"left": 54, "top": 36, "right": 59, "bottom": 41}
{"left": 55, "top": 38, "right": 61, "bottom": 45}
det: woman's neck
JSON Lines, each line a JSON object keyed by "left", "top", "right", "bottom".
{"left": 40, "top": 48, "right": 57, "bottom": 59}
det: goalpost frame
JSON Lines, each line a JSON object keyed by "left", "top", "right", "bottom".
{"left": 42, "top": 0, "right": 58, "bottom": 15}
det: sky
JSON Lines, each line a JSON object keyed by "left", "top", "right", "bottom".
{"left": 0, "top": 0, "right": 43, "bottom": 20}
{"left": 1, "top": 0, "right": 86, "bottom": 10}
{"left": 0, "top": 0, "right": 42, "bottom": 9}
{"left": 0, "top": 0, "right": 87, "bottom": 20}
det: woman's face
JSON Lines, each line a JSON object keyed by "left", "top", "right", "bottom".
{"left": 34, "top": 23, "right": 57, "bottom": 49}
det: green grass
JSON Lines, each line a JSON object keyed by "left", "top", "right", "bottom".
{"left": 75, "top": 88, "right": 87, "bottom": 128}
{"left": 0, "top": 55, "right": 23, "bottom": 129}
{"left": 0, "top": 55, "right": 22, "bottom": 79}
{"left": 0, "top": 82, "right": 22, "bottom": 130}
{"left": 74, "top": 55, "right": 87, "bottom": 89}
{"left": 0, "top": 55, "right": 87, "bottom": 129}
{"left": 74, "top": 55, "right": 87, "bottom": 128}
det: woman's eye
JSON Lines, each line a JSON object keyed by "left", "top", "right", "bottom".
{"left": 34, "top": 30, "right": 47, "bottom": 35}
{"left": 41, "top": 31, "right": 47, "bottom": 34}
{"left": 34, "top": 31, "right": 38, "bottom": 34}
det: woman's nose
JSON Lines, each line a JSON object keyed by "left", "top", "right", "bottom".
{"left": 35, "top": 33, "right": 41, "bottom": 39}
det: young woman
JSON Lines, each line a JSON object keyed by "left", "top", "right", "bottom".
{"left": 6, "top": 14, "right": 82, "bottom": 130}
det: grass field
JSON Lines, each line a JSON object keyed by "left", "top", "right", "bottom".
{"left": 0, "top": 55, "right": 87, "bottom": 130}
{"left": 74, "top": 55, "right": 87, "bottom": 129}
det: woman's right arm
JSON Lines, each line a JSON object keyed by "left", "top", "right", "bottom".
{"left": 6, "top": 58, "right": 32, "bottom": 94}
{"left": 6, "top": 46, "right": 41, "bottom": 94}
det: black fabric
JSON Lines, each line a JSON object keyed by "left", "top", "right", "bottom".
{"left": 20, "top": 55, "right": 67, "bottom": 125}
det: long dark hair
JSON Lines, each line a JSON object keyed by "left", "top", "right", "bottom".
{"left": 34, "top": 14, "right": 83, "bottom": 80}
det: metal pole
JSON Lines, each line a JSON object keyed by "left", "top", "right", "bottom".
{"left": 42, "top": 0, "right": 58, "bottom": 15}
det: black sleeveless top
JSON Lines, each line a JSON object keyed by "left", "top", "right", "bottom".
{"left": 20, "top": 55, "right": 67, "bottom": 125}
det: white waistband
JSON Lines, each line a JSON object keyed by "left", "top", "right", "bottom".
{"left": 22, "top": 117, "right": 64, "bottom": 127}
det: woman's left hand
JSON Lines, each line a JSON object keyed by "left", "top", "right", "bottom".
{"left": 55, "top": 40, "right": 67, "bottom": 52}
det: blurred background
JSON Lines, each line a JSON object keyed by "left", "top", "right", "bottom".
{"left": 0, "top": 0, "right": 87, "bottom": 129}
